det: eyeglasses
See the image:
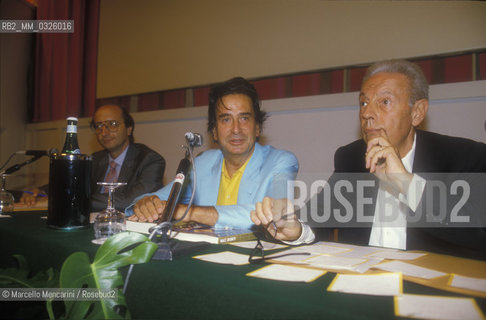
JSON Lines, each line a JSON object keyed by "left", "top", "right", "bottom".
{"left": 249, "top": 221, "right": 277, "bottom": 264}
{"left": 248, "top": 218, "right": 311, "bottom": 264}
{"left": 92, "top": 120, "right": 121, "bottom": 133}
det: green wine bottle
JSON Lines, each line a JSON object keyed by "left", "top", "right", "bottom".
{"left": 61, "top": 117, "right": 81, "bottom": 154}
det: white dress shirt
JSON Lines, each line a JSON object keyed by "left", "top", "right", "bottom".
{"left": 368, "top": 134, "right": 426, "bottom": 250}
{"left": 291, "top": 134, "right": 426, "bottom": 247}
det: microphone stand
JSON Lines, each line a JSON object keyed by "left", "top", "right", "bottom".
{"left": 123, "top": 133, "right": 204, "bottom": 294}
{"left": 0, "top": 155, "right": 43, "bottom": 175}
{"left": 149, "top": 139, "right": 208, "bottom": 261}
{"left": 149, "top": 151, "right": 191, "bottom": 261}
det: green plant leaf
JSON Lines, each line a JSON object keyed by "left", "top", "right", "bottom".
{"left": 59, "top": 232, "right": 157, "bottom": 320}
{"left": 0, "top": 254, "right": 59, "bottom": 288}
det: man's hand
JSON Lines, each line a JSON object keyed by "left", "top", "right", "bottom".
{"left": 18, "top": 188, "right": 46, "bottom": 207}
{"left": 251, "top": 197, "right": 302, "bottom": 241}
{"left": 128, "top": 196, "right": 216, "bottom": 225}
{"left": 365, "top": 131, "right": 413, "bottom": 194}
{"left": 129, "top": 195, "right": 167, "bottom": 223}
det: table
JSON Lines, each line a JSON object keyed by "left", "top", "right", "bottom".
{"left": 1, "top": 211, "right": 485, "bottom": 319}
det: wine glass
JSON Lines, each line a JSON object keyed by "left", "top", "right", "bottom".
{"left": 93, "top": 182, "right": 127, "bottom": 241}
{"left": 0, "top": 174, "right": 15, "bottom": 215}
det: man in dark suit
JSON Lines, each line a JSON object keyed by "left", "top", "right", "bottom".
{"left": 252, "top": 59, "right": 486, "bottom": 259}
{"left": 19, "top": 104, "right": 166, "bottom": 212}
{"left": 89, "top": 104, "right": 165, "bottom": 211}
{"left": 330, "top": 129, "right": 486, "bottom": 259}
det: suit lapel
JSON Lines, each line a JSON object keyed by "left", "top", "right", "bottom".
{"left": 413, "top": 130, "right": 428, "bottom": 172}
{"left": 205, "top": 152, "right": 223, "bottom": 204}
{"left": 92, "top": 151, "right": 109, "bottom": 193}
{"left": 118, "top": 144, "right": 134, "bottom": 183}
{"left": 354, "top": 141, "right": 378, "bottom": 227}
{"left": 412, "top": 130, "right": 444, "bottom": 173}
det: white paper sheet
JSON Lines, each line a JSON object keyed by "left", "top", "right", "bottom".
{"left": 348, "top": 257, "right": 384, "bottom": 274}
{"left": 290, "top": 243, "right": 352, "bottom": 255}
{"left": 368, "top": 251, "right": 426, "bottom": 260}
{"left": 314, "top": 241, "right": 363, "bottom": 249}
{"left": 193, "top": 251, "right": 249, "bottom": 265}
{"left": 305, "top": 255, "right": 368, "bottom": 271}
{"left": 91, "top": 238, "right": 106, "bottom": 245}
{"left": 229, "top": 240, "right": 287, "bottom": 251}
{"left": 313, "top": 242, "right": 393, "bottom": 260}
{"left": 328, "top": 272, "right": 402, "bottom": 296}
{"left": 375, "top": 260, "right": 447, "bottom": 279}
{"left": 247, "top": 264, "right": 326, "bottom": 282}
{"left": 449, "top": 274, "right": 486, "bottom": 293}
{"left": 335, "top": 247, "right": 385, "bottom": 260}
{"left": 395, "top": 294, "right": 484, "bottom": 320}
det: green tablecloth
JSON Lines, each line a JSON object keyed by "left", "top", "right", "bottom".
{"left": 1, "top": 211, "right": 484, "bottom": 319}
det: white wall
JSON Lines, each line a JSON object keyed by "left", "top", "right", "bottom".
{"left": 97, "top": 0, "right": 486, "bottom": 98}
{"left": 23, "top": 80, "right": 486, "bottom": 188}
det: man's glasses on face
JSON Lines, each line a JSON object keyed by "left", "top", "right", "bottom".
{"left": 91, "top": 120, "right": 121, "bottom": 133}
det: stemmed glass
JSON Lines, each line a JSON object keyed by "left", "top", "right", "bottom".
{"left": 0, "top": 174, "right": 15, "bottom": 215}
{"left": 93, "top": 182, "right": 127, "bottom": 241}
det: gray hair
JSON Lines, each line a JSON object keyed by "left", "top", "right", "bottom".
{"left": 362, "top": 59, "right": 429, "bottom": 106}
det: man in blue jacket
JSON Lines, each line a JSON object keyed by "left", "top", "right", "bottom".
{"left": 127, "top": 77, "right": 311, "bottom": 241}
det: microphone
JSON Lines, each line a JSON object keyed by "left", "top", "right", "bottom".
{"left": 184, "top": 132, "right": 203, "bottom": 147}
{"left": 157, "top": 157, "right": 191, "bottom": 223}
{"left": 16, "top": 148, "right": 58, "bottom": 157}
{"left": 1, "top": 149, "right": 57, "bottom": 175}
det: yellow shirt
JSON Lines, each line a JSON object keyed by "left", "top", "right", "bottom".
{"left": 216, "top": 157, "right": 251, "bottom": 205}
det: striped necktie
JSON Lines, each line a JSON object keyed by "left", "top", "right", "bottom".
{"left": 105, "top": 161, "right": 118, "bottom": 183}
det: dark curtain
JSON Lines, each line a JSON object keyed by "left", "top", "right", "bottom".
{"left": 32, "top": 0, "right": 99, "bottom": 122}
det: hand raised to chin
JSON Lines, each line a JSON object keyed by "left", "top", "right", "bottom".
{"left": 365, "top": 131, "right": 413, "bottom": 195}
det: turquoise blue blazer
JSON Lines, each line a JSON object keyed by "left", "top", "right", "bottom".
{"left": 126, "top": 143, "right": 299, "bottom": 229}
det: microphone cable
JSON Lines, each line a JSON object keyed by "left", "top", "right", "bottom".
{"left": 0, "top": 152, "right": 16, "bottom": 172}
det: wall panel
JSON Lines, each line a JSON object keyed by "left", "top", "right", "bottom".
{"left": 97, "top": 0, "right": 486, "bottom": 98}
{"left": 24, "top": 81, "right": 486, "bottom": 190}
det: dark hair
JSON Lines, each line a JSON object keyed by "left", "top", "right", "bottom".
{"left": 91, "top": 104, "right": 135, "bottom": 144}
{"left": 207, "top": 77, "right": 267, "bottom": 137}
{"left": 362, "top": 59, "right": 429, "bottom": 106}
